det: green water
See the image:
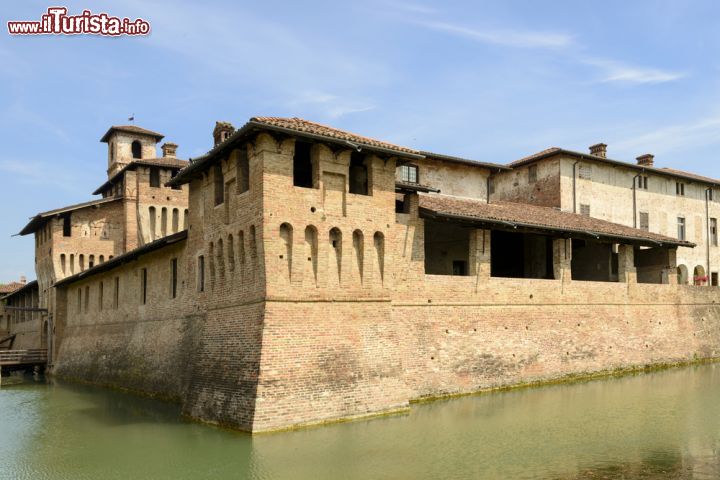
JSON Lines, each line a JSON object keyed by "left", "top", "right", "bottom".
{"left": 2, "top": 365, "right": 720, "bottom": 479}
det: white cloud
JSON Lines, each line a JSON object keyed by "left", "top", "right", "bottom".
{"left": 584, "top": 58, "right": 686, "bottom": 84}
{"left": 613, "top": 115, "right": 720, "bottom": 156}
{"left": 288, "top": 91, "right": 376, "bottom": 120}
{"left": 413, "top": 20, "right": 574, "bottom": 49}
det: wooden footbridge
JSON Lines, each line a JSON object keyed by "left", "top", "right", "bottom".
{"left": 0, "top": 349, "right": 48, "bottom": 367}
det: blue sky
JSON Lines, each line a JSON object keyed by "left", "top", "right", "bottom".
{"left": 2, "top": 0, "right": 720, "bottom": 281}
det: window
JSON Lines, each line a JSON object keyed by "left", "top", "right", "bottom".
{"left": 488, "top": 177, "right": 495, "bottom": 195}
{"left": 170, "top": 169, "right": 182, "bottom": 190}
{"left": 89, "top": 255, "right": 95, "bottom": 269}
{"left": 63, "top": 214, "right": 72, "bottom": 237}
{"left": 131, "top": 140, "right": 142, "bottom": 159}
{"left": 709, "top": 189, "right": 714, "bottom": 201}
{"left": 84, "top": 286, "right": 89, "bottom": 313}
{"left": 236, "top": 148, "right": 250, "bottom": 194}
{"left": 349, "top": 152, "right": 369, "bottom": 195}
{"left": 578, "top": 164, "right": 592, "bottom": 179}
{"left": 399, "top": 164, "right": 418, "bottom": 184}
{"left": 293, "top": 141, "right": 314, "bottom": 188}
{"left": 77, "top": 289, "right": 82, "bottom": 313}
{"left": 528, "top": 165, "right": 537, "bottom": 184}
{"left": 214, "top": 163, "right": 224, "bottom": 206}
{"left": 639, "top": 212, "right": 649, "bottom": 231}
{"left": 676, "top": 182, "right": 685, "bottom": 196}
{"left": 712, "top": 218, "right": 718, "bottom": 246}
{"left": 677, "top": 217, "right": 686, "bottom": 240}
{"left": 170, "top": 258, "right": 178, "bottom": 299}
{"left": 198, "top": 256, "right": 205, "bottom": 292}
{"left": 452, "top": 260, "right": 467, "bottom": 276}
{"left": 637, "top": 176, "right": 648, "bottom": 190}
{"left": 114, "top": 277, "right": 120, "bottom": 309}
{"left": 713, "top": 272, "right": 719, "bottom": 287}
{"left": 580, "top": 204, "right": 590, "bottom": 216}
{"left": 98, "top": 282, "right": 103, "bottom": 311}
{"left": 140, "top": 268, "right": 147, "bottom": 305}
{"left": 150, "top": 167, "right": 160, "bottom": 188}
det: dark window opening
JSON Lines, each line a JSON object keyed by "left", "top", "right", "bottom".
{"left": 490, "top": 230, "right": 554, "bottom": 279}
{"left": 114, "top": 277, "right": 120, "bottom": 309}
{"left": 677, "top": 217, "right": 686, "bottom": 241}
{"left": 214, "top": 163, "right": 224, "bottom": 205}
{"left": 236, "top": 148, "right": 250, "bottom": 193}
{"left": 171, "top": 258, "right": 178, "bottom": 299}
{"left": 131, "top": 140, "right": 142, "bottom": 159}
{"left": 140, "top": 268, "right": 147, "bottom": 305}
{"left": 424, "top": 220, "right": 470, "bottom": 276}
{"left": 676, "top": 182, "right": 685, "bottom": 196}
{"left": 452, "top": 261, "right": 467, "bottom": 276}
{"left": 150, "top": 167, "right": 160, "bottom": 188}
{"left": 349, "top": 152, "right": 369, "bottom": 195}
{"left": 571, "top": 239, "right": 614, "bottom": 282}
{"left": 62, "top": 214, "right": 72, "bottom": 237}
{"left": 293, "top": 141, "right": 314, "bottom": 188}
{"left": 711, "top": 218, "right": 718, "bottom": 246}
{"left": 639, "top": 212, "right": 649, "bottom": 231}
{"left": 712, "top": 272, "right": 719, "bottom": 287}
{"left": 170, "top": 169, "right": 182, "bottom": 190}
{"left": 400, "top": 164, "right": 418, "bottom": 184}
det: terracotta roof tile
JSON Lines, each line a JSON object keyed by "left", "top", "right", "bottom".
{"left": 251, "top": 117, "right": 419, "bottom": 155}
{"left": 509, "top": 147, "right": 562, "bottom": 166}
{"left": 418, "top": 193, "right": 693, "bottom": 247}
{"left": 0, "top": 282, "right": 24, "bottom": 295}
{"left": 660, "top": 167, "right": 720, "bottom": 185}
{"left": 100, "top": 125, "right": 164, "bottom": 142}
{"left": 93, "top": 158, "right": 189, "bottom": 195}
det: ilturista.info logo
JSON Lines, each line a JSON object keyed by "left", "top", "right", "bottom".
{"left": 8, "top": 7, "right": 150, "bottom": 36}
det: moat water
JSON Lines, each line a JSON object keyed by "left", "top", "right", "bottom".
{"left": 2, "top": 365, "right": 720, "bottom": 479}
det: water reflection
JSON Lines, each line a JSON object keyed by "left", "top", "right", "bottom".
{"left": 1, "top": 364, "right": 720, "bottom": 479}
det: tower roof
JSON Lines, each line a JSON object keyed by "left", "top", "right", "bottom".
{"left": 100, "top": 125, "right": 164, "bottom": 143}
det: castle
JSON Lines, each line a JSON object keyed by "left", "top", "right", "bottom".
{"left": 4, "top": 116, "right": 720, "bottom": 433}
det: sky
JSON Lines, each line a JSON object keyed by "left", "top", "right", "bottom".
{"left": 2, "top": 0, "right": 720, "bottom": 281}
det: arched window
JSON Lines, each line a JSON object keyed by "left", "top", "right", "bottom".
{"left": 131, "top": 140, "right": 142, "bottom": 159}
{"left": 227, "top": 234, "right": 235, "bottom": 273}
{"left": 374, "top": 232, "right": 385, "bottom": 284}
{"left": 694, "top": 265, "right": 707, "bottom": 286}
{"left": 677, "top": 265, "right": 689, "bottom": 285}
{"left": 161, "top": 207, "right": 168, "bottom": 237}
{"left": 305, "top": 226, "right": 318, "bottom": 286}
{"left": 149, "top": 206, "right": 156, "bottom": 241}
{"left": 172, "top": 208, "right": 179, "bottom": 233}
{"left": 353, "top": 230, "right": 364, "bottom": 282}
{"left": 60, "top": 254, "right": 66, "bottom": 275}
{"left": 216, "top": 238, "right": 225, "bottom": 280}
{"left": 329, "top": 228, "right": 342, "bottom": 285}
{"left": 238, "top": 230, "right": 246, "bottom": 274}
{"left": 280, "top": 223, "right": 293, "bottom": 281}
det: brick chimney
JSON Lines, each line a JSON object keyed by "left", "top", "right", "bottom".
{"left": 19, "top": 276, "right": 26, "bottom": 284}
{"left": 589, "top": 143, "right": 607, "bottom": 158}
{"left": 213, "top": 121, "right": 234, "bottom": 146}
{"left": 161, "top": 142, "right": 178, "bottom": 158}
{"left": 636, "top": 154, "right": 654, "bottom": 167}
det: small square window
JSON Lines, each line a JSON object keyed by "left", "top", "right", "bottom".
{"left": 400, "top": 165, "right": 418, "bottom": 184}
{"left": 580, "top": 204, "right": 590, "bottom": 216}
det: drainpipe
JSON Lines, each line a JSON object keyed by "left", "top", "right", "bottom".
{"left": 632, "top": 172, "right": 641, "bottom": 228}
{"left": 706, "top": 187, "right": 711, "bottom": 285}
{"left": 572, "top": 160, "right": 580, "bottom": 213}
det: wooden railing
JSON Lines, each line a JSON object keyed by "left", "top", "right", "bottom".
{"left": 0, "top": 349, "right": 47, "bottom": 366}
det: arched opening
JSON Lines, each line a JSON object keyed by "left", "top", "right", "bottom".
{"left": 238, "top": 230, "right": 246, "bottom": 275}
{"left": 353, "top": 229, "right": 364, "bottom": 282}
{"left": 209, "top": 242, "right": 216, "bottom": 289}
{"left": 79, "top": 254, "right": 85, "bottom": 271}
{"left": 280, "top": 223, "right": 293, "bottom": 281}
{"left": 694, "top": 265, "right": 707, "bottom": 286}
{"left": 305, "top": 226, "right": 318, "bottom": 286}
{"left": 60, "top": 254, "right": 66, "bottom": 275}
{"left": 183, "top": 209, "right": 189, "bottom": 229}
{"left": 149, "top": 206, "right": 156, "bottom": 241}
{"left": 329, "top": 227, "right": 342, "bottom": 286}
{"left": 161, "top": 207, "right": 168, "bottom": 237}
{"left": 172, "top": 208, "right": 179, "bottom": 233}
{"left": 131, "top": 140, "right": 142, "bottom": 159}
{"left": 374, "top": 232, "right": 385, "bottom": 284}
{"left": 677, "top": 264, "right": 689, "bottom": 285}
{"left": 227, "top": 234, "right": 235, "bottom": 274}
{"left": 216, "top": 238, "right": 225, "bottom": 280}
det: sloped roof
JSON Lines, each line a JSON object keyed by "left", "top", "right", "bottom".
{"left": 420, "top": 151, "right": 511, "bottom": 171}
{"left": 252, "top": 117, "right": 420, "bottom": 155}
{"left": 510, "top": 148, "right": 720, "bottom": 187}
{"left": 1, "top": 280, "right": 38, "bottom": 301}
{"left": 100, "top": 125, "right": 164, "bottom": 143}
{"left": 18, "top": 197, "right": 122, "bottom": 235}
{"left": 54, "top": 231, "right": 188, "bottom": 288}
{"left": 93, "top": 157, "right": 189, "bottom": 195}
{"left": 418, "top": 193, "right": 694, "bottom": 248}
{"left": 0, "top": 282, "right": 25, "bottom": 295}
